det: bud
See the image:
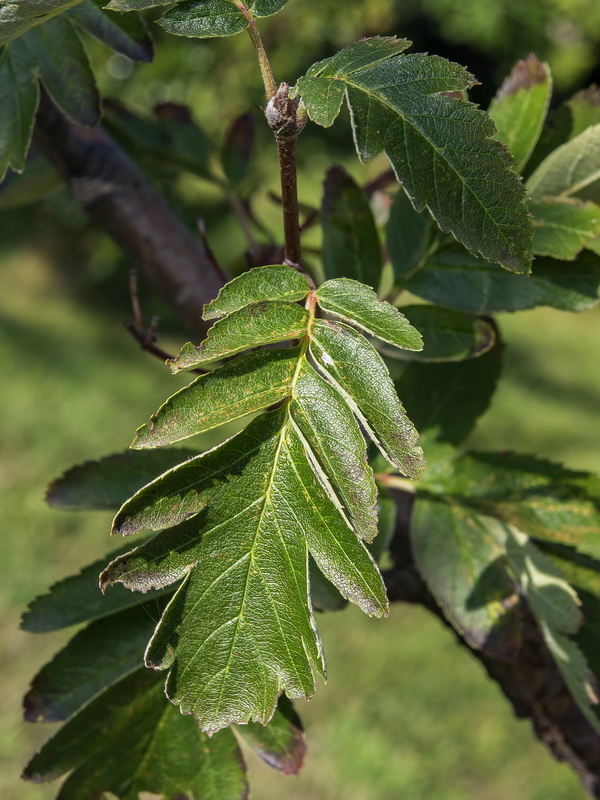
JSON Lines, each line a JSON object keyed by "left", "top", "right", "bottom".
{"left": 265, "top": 83, "right": 307, "bottom": 139}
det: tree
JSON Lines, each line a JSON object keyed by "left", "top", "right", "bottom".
{"left": 3, "top": 1, "right": 600, "bottom": 797}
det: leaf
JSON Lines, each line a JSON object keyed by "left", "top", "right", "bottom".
{"left": 24, "top": 603, "right": 160, "bottom": 722}
{"left": 134, "top": 347, "right": 300, "bottom": 447}
{"left": 21, "top": 544, "right": 171, "bottom": 632}
{"left": 23, "top": 668, "right": 250, "bottom": 800}
{"left": 315, "top": 278, "right": 422, "bottom": 351}
{"left": 169, "top": 301, "right": 308, "bottom": 369}
{"left": 488, "top": 54, "right": 552, "bottom": 172}
{"left": 321, "top": 165, "right": 383, "bottom": 286}
{"left": 110, "top": 407, "right": 387, "bottom": 733}
{"left": 203, "top": 264, "right": 310, "bottom": 320}
{"left": 46, "top": 449, "right": 195, "bottom": 510}
{"left": 237, "top": 695, "right": 306, "bottom": 775}
{"left": 488, "top": 519, "right": 600, "bottom": 733}
{"left": 106, "top": 0, "right": 173, "bottom": 9}
{"left": 528, "top": 124, "right": 600, "bottom": 204}
{"left": 388, "top": 336, "right": 503, "bottom": 452}
{"left": 386, "top": 188, "right": 431, "bottom": 282}
{"left": 367, "top": 485, "right": 397, "bottom": 563}
{"left": 293, "top": 37, "right": 533, "bottom": 274}
{"left": 0, "top": 42, "right": 40, "bottom": 181}
{"left": 403, "top": 244, "right": 600, "bottom": 313}
{"left": 411, "top": 496, "right": 521, "bottom": 658}
{"left": 157, "top": 0, "right": 290, "bottom": 39}
{"left": 68, "top": 0, "right": 153, "bottom": 61}
{"left": 309, "top": 320, "right": 425, "bottom": 479}
{"left": 531, "top": 197, "right": 600, "bottom": 260}
{"left": 222, "top": 112, "right": 255, "bottom": 186}
{"left": 383, "top": 305, "right": 496, "bottom": 362}
{"left": 0, "top": 0, "right": 83, "bottom": 46}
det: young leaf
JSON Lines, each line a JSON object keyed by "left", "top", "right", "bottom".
{"left": 531, "top": 197, "right": 600, "bottom": 260}
{"left": 237, "top": 695, "right": 306, "bottom": 775}
{"left": 382, "top": 305, "right": 496, "bottom": 362}
{"left": 168, "top": 301, "right": 308, "bottom": 369}
{"left": 202, "top": 264, "right": 310, "bottom": 320}
{"left": 315, "top": 279, "right": 422, "bottom": 351}
{"left": 488, "top": 54, "right": 552, "bottom": 172}
{"left": 0, "top": 42, "right": 40, "bottom": 181}
{"left": 23, "top": 668, "right": 250, "bottom": 800}
{"left": 293, "top": 37, "right": 533, "bottom": 274}
{"left": 528, "top": 124, "right": 600, "bottom": 203}
{"left": 134, "top": 347, "right": 301, "bottom": 447}
{"left": 309, "top": 319, "right": 425, "bottom": 478}
{"left": 386, "top": 188, "right": 431, "bottom": 283}
{"left": 411, "top": 496, "right": 521, "bottom": 659}
{"left": 68, "top": 0, "right": 153, "bottom": 61}
{"left": 321, "top": 165, "right": 383, "bottom": 285}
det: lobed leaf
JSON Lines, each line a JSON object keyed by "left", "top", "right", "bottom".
{"left": 310, "top": 319, "right": 425, "bottom": 479}
{"left": 528, "top": 124, "right": 600, "bottom": 203}
{"left": 203, "top": 264, "right": 310, "bottom": 320}
{"left": 169, "top": 301, "right": 308, "bottom": 369}
{"left": 294, "top": 37, "right": 533, "bottom": 274}
{"left": 321, "top": 165, "right": 383, "bottom": 286}
{"left": 531, "top": 197, "right": 600, "bottom": 260}
{"left": 315, "top": 278, "right": 422, "bottom": 351}
{"left": 488, "top": 54, "right": 552, "bottom": 172}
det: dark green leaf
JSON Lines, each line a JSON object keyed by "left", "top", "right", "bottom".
{"left": 0, "top": 41, "right": 40, "bottom": 180}
{"left": 411, "top": 497, "right": 521, "bottom": 658}
{"left": 106, "top": 0, "right": 172, "bottom": 8}
{"left": 383, "top": 305, "right": 496, "bottom": 362}
{"left": 403, "top": 244, "right": 600, "bottom": 313}
{"left": 203, "top": 264, "right": 310, "bottom": 320}
{"left": 23, "top": 668, "right": 250, "bottom": 800}
{"left": 321, "top": 165, "right": 383, "bottom": 285}
{"left": 386, "top": 188, "right": 431, "bottom": 282}
{"left": 159, "top": 0, "right": 249, "bottom": 39}
{"left": 222, "top": 112, "right": 255, "bottom": 186}
{"left": 0, "top": 153, "right": 61, "bottom": 208}
{"left": 237, "top": 695, "right": 306, "bottom": 775}
{"left": 528, "top": 124, "right": 600, "bottom": 204}
{"left": 315, "top": 278, "right": 422, "bottom": 351}
{"left": 531, "top": 197, "right": 600, "bottom": 259}
{"left": 24, "top": 603, "right": 160, "bottom": 722}
{"left": 294, "top": 37, "right": 533, "bottom": 274}
{"left": 310, "top": 319, "right": 425, "bottom": 479}
{"left": 46, "top": 449, "right": 195, "bottom": 510}
{"left": 488, "top": 54, "right": 552, "bottom": 172}
{"left": 0, "top": 0, "right": 83, "bottom": 46}
{"left": 367, "top": 485, "right": 397, "bottom": 563}
{"left": 134, "top": 347, "right": 300, "bottom": 447}
{"left": 69, "top": 0, "right": 153, "bottom": 61}
{"left": 250, "top": 0, "right": 289, "bottom": 16}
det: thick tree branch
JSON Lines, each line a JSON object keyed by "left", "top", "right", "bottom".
{"left": 34, "top": 93, "right": 226, "bottom": 337}
{"left": 384, "top": 489, "right": 600, "bottom": 799}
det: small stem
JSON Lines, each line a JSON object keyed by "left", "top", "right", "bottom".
{"left": 277, "top": 134, "right": 302, "bottom": 266}
{"left": 237, "top": 2, "right": 276, "bottom": 99}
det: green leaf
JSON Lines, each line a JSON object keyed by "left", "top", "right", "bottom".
{"left": 309, "top": 558, "right": 347, "bottom": 612}
{"left": 315, "top": 278, "right": 422, "bottom": 351}
{"left": 528, "top": 124, "right": 600, "bottom": 204}
{"left": 159, "top": 0, "right": 249, "bottom": 39}
{"left": 386, "top": 188, "right": 431, "bottom": 283}
{"left": 250, "top": 0, "right": 289, "bottom": 16}
{"left": 24, "top": 604, "right": 160, "bottom": 722}
{"left": 106, "top": 0, "right": 173, "bottom": 9}
{"left": 169, "top": 301, "right": 308, "bottom": 369}
{"left": 383, "top": 305, "right": 496, "bottom": 362}
{"left": 237, "top": 695, "right": 306, "bottom": 775}
{"left": 367, "top": 485, "right": 397, "bottom": 563}
{"left": 134, "top": 347, "right": 300, "bottom": 447}
{"left": 111, "top": 408, "right": 387, "bottom": 733}
{"left": 291, "top": 358, "right": 378, "bottom": 542}
{"left": 0, "top": 42, "right": 40, "bottom": 181}
{"left": 0, "top": 0, "right": 83, "bottom": 46}
{"left": 321, "top": 165, "right": 383, "bottom": 285}
{"left": 294, "top": 37, "right": 533, "bottom": 274}
{"left": 403, "top": 244, "right": 600, "bottom": 313}
{"left": 46, "top": 449, "right": 195, "bottom": 510}
{"left": 203, "top": 265, "right": 310, "bottom": 320}
{"left": 488, "top": 54, "right": 552, "bottom": 172}
{"left": 411, "top": 496, "right": 521, "bottom": 658}
{"left": 68, "top": 0, "right": 153, "bottom": 61}
{"left": 531, "top": 197, "right": 600, "bottom": 260}
{"left": 21, "top": 545, "right": 170, "bottom": 632}
{"left": 23, "top": 668, "right": 250, "bottom": 800}
{"left": 310, "top": 319, "right": 425, "bottom": 479}
{"left": 488, "top": 520, "right": 600, "bottom": 733}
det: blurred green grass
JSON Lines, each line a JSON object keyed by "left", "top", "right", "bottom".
{"left": 2, "top": 243, "right": 599, "bottom": 800}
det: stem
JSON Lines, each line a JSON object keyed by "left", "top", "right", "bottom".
{"left": 277, "top": 134, "right": 302, "bottom": 266}
{"left": 237, "top": 2, "right": 277, "bottom": 99}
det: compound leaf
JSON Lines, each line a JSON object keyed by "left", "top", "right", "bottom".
{"left": 321, "top": 165, "right": 383, "bottom": 285}
{"left": 488, "top": 54, "right": 552, "bottom": 172}
{"left": 531, "top": 197, "right": 600, "bottom": 260}
{"left": 315, "top": 279, "right": 422, "bottom": 351}
{"left": 203, "top": 265, "right": 310, "bottom": 320}
{"left": 294, "top": 37, "right": 533, "bottom": 274}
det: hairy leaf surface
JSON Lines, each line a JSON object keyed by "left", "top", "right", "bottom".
{"left": 294, "top": 37, "right": 533, "bottom": 273}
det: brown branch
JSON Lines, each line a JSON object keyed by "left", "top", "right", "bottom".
{"left": 34, "top": 92, "right": 226, "bottom": 337}
{"left": 384, "top": 489, "right": 600, "bottom": 799}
